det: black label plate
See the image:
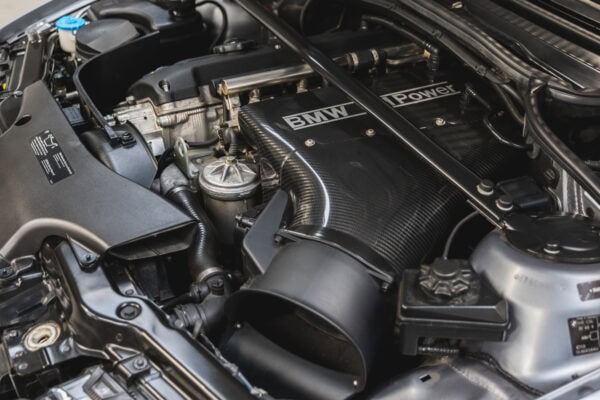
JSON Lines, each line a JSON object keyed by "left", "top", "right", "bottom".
{"left": 30, "top": 131, "right": 74, "bottom": 185}
{"left": 568, "top": 315, "right": 600, "bottom": 356}
{"left": 578, "top": 280, "right": 600, "bottom": 302}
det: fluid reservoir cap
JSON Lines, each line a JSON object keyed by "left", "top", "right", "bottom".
{"left": 55, "top": 16, "right": 86, "bottom": 31}
{"left": 419, "top": 259, "right": 475, "bottom": 298}
{"left": 199, "top": 156, "right": 259, "bottom": 200}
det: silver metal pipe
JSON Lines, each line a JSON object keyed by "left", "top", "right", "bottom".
{"left": 217, "top": 64, "right": 314, "bottom": 96}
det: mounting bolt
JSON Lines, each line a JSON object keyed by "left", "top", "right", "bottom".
{"left": 496, "top": 195, "right": 514, "bottom": 211}
{"left": 7, "top": 330, "right": 18, "bottom": 338}
{"left": 544, "top": 241, "right": 561, "bottom": 255}
{"left": 353, "top": 379, "right": 359, "bottom": 387}
{"left": 16, "top": 362, "right": 28, "bottom": 372}
{"left": 59, "top": 341, "right": 71, "bottom": 354}
{"left": 451, "top": 1, "right": 463, "bottom": 9}
{"left": 365, "top": 128, "right": 376, "bottom": 137}
{"left": 477, "top": 179, "right": 495, "bottom": 196}
{"left": 117, "top": 302, "right": 141, "bottom": 320}
{"left": 304, "top": 138, "right": 316, "bottom": 147}
{"left": 133, "top": 357, "right": 148, "bottom": 370}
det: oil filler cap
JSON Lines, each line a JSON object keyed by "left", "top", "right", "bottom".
{"left": 199, "top": 156, "right": 259, "bottom": 200}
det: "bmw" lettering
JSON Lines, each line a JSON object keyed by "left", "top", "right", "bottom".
{"left": 282, "top": 82, "right": 460, "bottom": 130}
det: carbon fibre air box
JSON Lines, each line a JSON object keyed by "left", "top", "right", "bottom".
{"left": 239, "top": 70, "right": 519, "bottom": 277}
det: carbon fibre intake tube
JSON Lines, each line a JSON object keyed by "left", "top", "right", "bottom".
{"left": 234, "top": 0, "right": 507, "bottom": 227}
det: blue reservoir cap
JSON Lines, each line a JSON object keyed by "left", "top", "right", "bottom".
{"left": 55, "top": 16, "right": 86, "bottom": 31}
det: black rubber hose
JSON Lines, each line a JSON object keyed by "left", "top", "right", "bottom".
{"left": 483, "top": 112, "right": 530, "bottom": 151}
{"left": 362, "top": 15, "right": 440, "bottom": 80}
{"left": 359, "top": 2, "right": 504, "bottom": 84}
{"left": 523, "top": 79, "right": 600, "bottom": 205}
{"left": 492, "top": 84, "right": 525, "bottom": 125}
{"left": 167, "top": 187, "right": 223, "bottom": 282}
{"left": 196, "top": 0, "right": 229, "bottom": 50}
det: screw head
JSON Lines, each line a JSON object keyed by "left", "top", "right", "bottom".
{"left": 433, "top": 117, "right": 446, "bottom": 127}
{"left": 304, "top": 138, "right": 316, "bottom": 147}
{"left": 16, "top": 362, "right": 28, "bottom": 371}
{"left": 365, "top": 128, "right": 376, "bottom": 137}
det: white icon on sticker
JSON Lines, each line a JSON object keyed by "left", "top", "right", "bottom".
{"left": 43, "top": 133, "right": 58, "bottom": 149}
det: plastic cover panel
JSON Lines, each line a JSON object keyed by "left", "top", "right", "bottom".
{"left": 0, "top": 81, "right": 192, "bottom": 259}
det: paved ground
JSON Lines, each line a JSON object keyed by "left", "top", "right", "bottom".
{"left": 0, "top": 0, "right": 48, "bottom": 27}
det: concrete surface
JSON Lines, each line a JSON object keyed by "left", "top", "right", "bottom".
{"left": 0, "top": 0, "right": 49, "bottom": 27}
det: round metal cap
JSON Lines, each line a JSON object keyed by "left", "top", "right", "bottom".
{"left": 199, "top": 156, "right": 259, "bottom": 200}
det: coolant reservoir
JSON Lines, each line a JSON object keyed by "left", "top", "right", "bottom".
{"left": 55, "top": 16, "right": 86, "bottom": 54}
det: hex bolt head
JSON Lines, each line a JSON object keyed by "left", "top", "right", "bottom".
{"left": 117, "top": 302, "right": 141, "bottom": 320}
{"left": 16, "top": 362, "right": 28, "bottom": 371}
{"left": 365, "top": 128, "right": 376, "bottom": 137}
{"left": 304, "top": 138, "right": 316, "bottom": 147}
{"left": 133, "top": 357, "right": 148, "bottom": 370}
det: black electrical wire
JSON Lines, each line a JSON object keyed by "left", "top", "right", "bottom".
{"left": 197, "top": 0, "right": 228, "bottom": 50}
{"left": 465, "top": 352, "right": 545, "bottom": 397}
{"left": 442, "top": 211, "right": 479, "bottom": 259}
{"left": 492, "top": 84, "right": 525, "bottom": 126}
{"left": 483, "top": 112, "right": 530, "bottom": 151}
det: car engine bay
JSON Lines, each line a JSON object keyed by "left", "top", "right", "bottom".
{"left": 0, "top": 0, "right": 599, "bottom": 399}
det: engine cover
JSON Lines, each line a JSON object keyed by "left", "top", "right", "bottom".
{"left": 239, "top": 70, "right": 520, "bottom": 277}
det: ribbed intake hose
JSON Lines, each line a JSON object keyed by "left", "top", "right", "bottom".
{"left": 167, "top": 186, "right": 224, "bottom": 283}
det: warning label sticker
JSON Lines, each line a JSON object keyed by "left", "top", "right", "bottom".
{"left": 568, "top": 315, "right": 600, "bottom": 356}
{"left": 30, "top": 131, "right": 74, "bottom": 185}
